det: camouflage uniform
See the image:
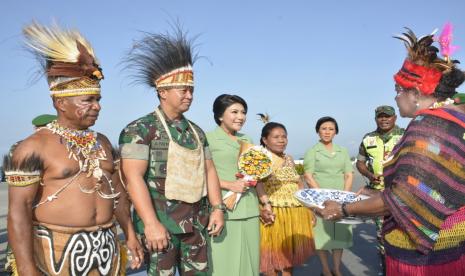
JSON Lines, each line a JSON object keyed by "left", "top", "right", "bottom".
{"left": 119, "top": 106, "right": 211, "bottom": 276}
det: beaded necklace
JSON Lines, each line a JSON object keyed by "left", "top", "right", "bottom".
{"left": 430, "top": 98, "right": 455, "bottom": 109}
{"left": 37, "top": 120, "right": 119, "bottom": 208}
{"left": 47, "top": 120, "right": 106, "bottom": 179}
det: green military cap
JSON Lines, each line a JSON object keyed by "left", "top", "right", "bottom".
{"left": 375, "top": 105, "right": 395, "bottom": 117}
{"left": 31, "top": 114, "right": 57, "bottom": 127}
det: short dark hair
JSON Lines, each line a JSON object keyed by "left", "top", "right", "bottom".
{"left": 260, "top": 122, "right": 287, "bottom": 146}
{"left": 212, "top": 94, "right": 248, "bottom": 125}
{"left": 315, "top": 116, "right": 339, "bottom": 134}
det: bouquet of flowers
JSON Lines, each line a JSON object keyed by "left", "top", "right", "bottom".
{"left": 223, "top": 145, "right": 273, "bottom": 210}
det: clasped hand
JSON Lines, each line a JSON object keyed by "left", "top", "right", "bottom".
{"left": 312, "top": 200, "right": 343, "bottom": 221}
{"left": 259, "top": 205, "right": 275, "bottom": 225}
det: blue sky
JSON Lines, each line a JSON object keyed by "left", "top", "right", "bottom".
{"left": 1, "top": 0, "right": 465, "bottom": 158}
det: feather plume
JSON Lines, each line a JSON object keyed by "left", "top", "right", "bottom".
{"left": 394, "top": 27, "right": 449, "bottom": 70}
{"left": 23, "top": 22, "right": 96, "bottom": 63}
{"left": 394, "top": 26, "right": 465, "bottom": 97}
{"left": 23, "top": 21, "right": 102, "bottom": 79}
{"left": 123, "top": 25, "right": 197, "bottom": 88}
{"left": 257, "top": 113, "right": 270, "bottom": 124}
{"left": 435, "top": 22, "right": 460, "bottom": 59}
{"left": 3, "top": 154, "right": 43, "bottom": 173}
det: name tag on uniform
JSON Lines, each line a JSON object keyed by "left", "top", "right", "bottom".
{"left": 151, "top": 140, "right": 169, "bottom": 149}
{"left": 366, "top": 137, "right": 377, "bottom": 148}
{"left": 150, "top": 139, "right": 169, "bottom": 178}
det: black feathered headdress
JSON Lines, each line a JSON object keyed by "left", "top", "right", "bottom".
{"left": 124, "top": 27, "right": 197, "bottom": 90}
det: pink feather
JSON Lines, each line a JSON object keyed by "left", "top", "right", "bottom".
{"left": 435, "top": 22, "right": 460, "bottom": 58}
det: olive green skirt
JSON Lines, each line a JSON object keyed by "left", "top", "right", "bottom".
{"left": 208, "top": 216, "right": 260, "bottom": 276}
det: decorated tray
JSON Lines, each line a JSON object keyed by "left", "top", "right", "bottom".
{"left": 294, "top": 188, "right": 370, "bottom": 224}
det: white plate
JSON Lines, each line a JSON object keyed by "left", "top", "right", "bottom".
{"left": 294, "top": 188, "right": 369, "bottom": 224}
{"left": 337, "top": 217, "right": 368, "bottom": 225}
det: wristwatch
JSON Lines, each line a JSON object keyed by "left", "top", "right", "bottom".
{"left": 211, "top": 203, "right": 227, "bottom": 213}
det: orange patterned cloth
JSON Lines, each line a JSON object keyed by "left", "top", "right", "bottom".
{"left": 154, "top": 66, "right": 194, "bottom": 89}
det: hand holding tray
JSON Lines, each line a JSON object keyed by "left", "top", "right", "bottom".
{"left": 294, "top": 188, "right": 370, "bottom": 224}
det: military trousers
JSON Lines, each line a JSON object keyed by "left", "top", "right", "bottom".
{"left": 146, "top": 228, "right": 208, "bottom": 276}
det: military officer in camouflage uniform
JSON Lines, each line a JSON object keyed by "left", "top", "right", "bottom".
{"left": 356, "top": 105, "right": 404, "bottom": 271}
{"left": 119, "top": 28, "right": 225, "bottom": 276}
{"left": 357, "top": 106, "right": 404, "bottom": 191}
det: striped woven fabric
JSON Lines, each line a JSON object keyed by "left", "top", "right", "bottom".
{"left": 381, "top": 108, "right": 465, "bottom": 260}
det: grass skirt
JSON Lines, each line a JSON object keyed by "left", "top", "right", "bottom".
{"left": 260, "top": 206, "right": 315, "bottom": 273}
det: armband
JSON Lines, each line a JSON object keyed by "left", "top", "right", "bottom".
{"left": 5, "top": 171, "right": 41, "bottom": 187}
{"left": 3, "top": 154, "right": 43, "bottom": 187}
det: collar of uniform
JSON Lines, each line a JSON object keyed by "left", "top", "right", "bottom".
{"left": 156, "top": 106, "right": 189, "bottom": 131}
{"left": 375, "top": 125, "right": 403, "bottom": 142}
{"left": 315, "top": 142, "right": 342, "bottom": 157}
{"left": 214, "top": 126, "right": 248, "bottom": 148}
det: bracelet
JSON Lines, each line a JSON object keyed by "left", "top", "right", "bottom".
{"left": 211, "top": 203, "right": 227, "bottom": 213}
{"left": 260, "top": 200, "right": 271, "bottom": 207}
{"left": 341, "top": 202, "right": 350, "bottom": 218}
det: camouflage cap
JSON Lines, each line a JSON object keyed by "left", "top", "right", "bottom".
{"left": 375, "top": 105, "right": 395, "bottom": 117}
{"left": 31, "top": 114, "right": 57, "bottom": 127}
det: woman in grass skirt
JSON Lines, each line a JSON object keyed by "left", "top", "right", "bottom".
{"left": 257, "top": 119, "right": 315, "bottom": 276}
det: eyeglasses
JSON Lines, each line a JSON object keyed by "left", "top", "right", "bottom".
{"left": 395, "top": 85, "right": 416, "bottom": 94}
{"left": 395, "top": 85, "right": 416, "bottom": 99}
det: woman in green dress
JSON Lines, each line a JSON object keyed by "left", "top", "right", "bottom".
{"left": 206, "top": 94, "right": 260, "bottom": 276}
{"left": 303, "top": 116, "right": 353, "bottom": 276}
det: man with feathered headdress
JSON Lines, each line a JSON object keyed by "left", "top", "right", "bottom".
{"left": 119, "top": 27, "right": 225, "bottom": 275}
{"left": 4, "top": 22, "right": 142, "bottom": 275}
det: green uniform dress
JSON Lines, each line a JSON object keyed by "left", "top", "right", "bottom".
{"left": 206, "top": 126, "right": 260, "bottom": 276}
{"left": 303, "top": 142, "right": 353, "bottom": 250}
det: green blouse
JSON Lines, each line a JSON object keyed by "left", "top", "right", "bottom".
{"left": 206, "top": 126, "right": 259, "bottom": 220}
{"left": 303, "top": 142, "right": 353, "bottom": 189}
